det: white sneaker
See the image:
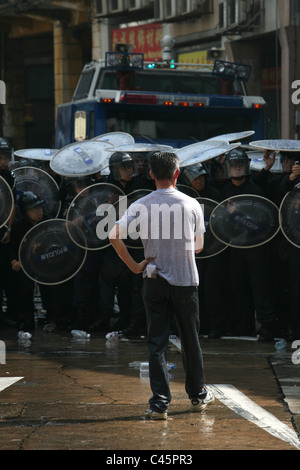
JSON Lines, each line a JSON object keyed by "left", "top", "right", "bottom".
{"left": 143, "top": 408, "right": 168, "bottom": 420}
{"left": 190, "top": 390, "right": 215, "bottom": 412}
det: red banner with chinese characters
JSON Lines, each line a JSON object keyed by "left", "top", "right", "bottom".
{"left": 111, "top": 23, "right": 163, "bottom": 61}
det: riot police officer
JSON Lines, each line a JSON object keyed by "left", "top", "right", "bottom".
{"left": 220, "top": 149, "right": 276, "bottom": 341}
{"left": 253, "top": 150, "right": 299, "bottom": 206}
{"left": 59, "top": 175, "right": 96, "bottom": 219}
{"left": 133, "top": 151, "right": 157, "bottom": 191}
{"left": 254, "top": 149, "right": 300, "bottom": 340}
{"left": 107, "top": 151, "right": 135, "bottom": 195}
{"left": 0, "top": 138, "right": 15, "bottom": 238}
{"left": 9, "top": 191, "right": 46, "bottom": 329}
{"left": 0, "top": 138, "right": 16, "bottom": 326}
{"left": 180, "top": 162, "right": 229, "bottom": 337}
{"left": 181, "top": 162, "right": 221, "bottom": 200}
{"left": 101, "top": 151, "right": 147, "bottom": 336}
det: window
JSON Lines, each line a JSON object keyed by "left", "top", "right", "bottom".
{"left": 128, "top": 0, "right": 138, "bottom": 8}
{"left": 96, "top": 69, "right": 228, "bottom": 94}
{"left": 228, "top": 0, "right": 237, "bottom": 25}
{"left": 73, "top": 69, "right": 95, "bottom": 100}
{"left": 165, "top": 0, "right": 176, "bottom": 17}
{"left": 219, "top": 1, "right": 224, "bottom": 27}
{"left": 180, "top": 0, "right": 189, "bottom": 14}
{"left": 95, "top": 0, "right": 104, "bottom": 14}
{"left": 111, "top": 0, "right": 121, "bottom": 11}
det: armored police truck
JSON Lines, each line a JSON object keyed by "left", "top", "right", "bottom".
{"left": 55, "top": 42, "right": 266, "bottom": 149}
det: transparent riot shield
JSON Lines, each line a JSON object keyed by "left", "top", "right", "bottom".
{"left": 50, "top": 140, "right": 114, "bottom": 177}
{"left": 19, "top": 219, "right": 87, "bottom": 285}
{"left": 210, "top": 194, "right": 280, "bottom": 248}
{"left": 105, "top": 143, "right": 173, "bottom": 155}
{"left": 250, "top": 139, "right": 300, "bottom": 152}
{"left": 279, "top": 183, "right": 300, "bottom": 248}
{"left": 66, "top": 183, "right": 125, "bottom": 250}
{"left": 248, "top": 151, "right": 283, "bottom": 173}
{"left": 0, "top": 176, "right": 14, "bottom": 228}
{"left": 177, "top": 141, "right": 241, "bottom": 167}
{"left": 176, "top": 184, "right": 199, "bottom": 198}
{"left": 92, "top": 131, "right": 135, "bottom": 146}
{"left": 205, "top": 130, "right": 255, "bottom": 143}
{"left": 195, "top": 197, "right": 228, "bottom": 259}
{"left": 14, "top": 166, "right": 61, "bottom": 220}
{"left": 14, "top": 148, "right": 58, "bottom": 161}
{"left": 117, "top": 189, "right": 153, "bottom": 249}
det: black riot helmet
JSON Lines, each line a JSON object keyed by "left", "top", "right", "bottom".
{"left": 109, "top": 151, "right": 134, "bottom": 181}
{"left": 182, "top": 163, "right": 207, "bottom": 185}
{"left": 223, "top": 148, "right": 250, "bottom": 180}
{"left": 18, "top": 191, "right": 44, "bottom": 216}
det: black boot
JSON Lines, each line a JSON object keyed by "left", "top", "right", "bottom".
{"left": 89, "top": 308, "right": 113, "bottom": 332}
{"left": 258, "top": 324, "right": 275, "bottom": 342}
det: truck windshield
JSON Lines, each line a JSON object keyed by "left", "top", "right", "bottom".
{"left": 106, "top": 108, "right": 252, "bottom": 142}
{"left": 95, "top": 69, "right": 244, "bottom": 95}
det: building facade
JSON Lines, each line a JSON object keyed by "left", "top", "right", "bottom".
{"left": 0, "top": 0, "right": 299, "bottom": 149}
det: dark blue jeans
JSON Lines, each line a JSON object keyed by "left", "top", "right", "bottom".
{"left": 142, "top": 277, "right": 206, "bottom": 413}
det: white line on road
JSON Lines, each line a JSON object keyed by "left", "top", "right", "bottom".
{"left": 210, "top": 384, "right": 300, "bottom": 450}
{"left": 0, "top": 377, "right": 23, "bottom": 392}
{"left": 169, "top": 337, "right": 300, "bottom": 450}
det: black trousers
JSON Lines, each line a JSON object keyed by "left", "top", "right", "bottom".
{"left": 142, "top": 277, "right": 206, "bottom": 413}
{"left": 229, "top": 245, "right": 275, "bottom": 332}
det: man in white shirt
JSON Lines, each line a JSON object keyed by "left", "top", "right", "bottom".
{"left": 109, "top": 151, "right": 214, "bottom": 419}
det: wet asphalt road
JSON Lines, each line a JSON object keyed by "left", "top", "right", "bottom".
{"left": 0, "top": 326, "right": 300, "bottom": 455}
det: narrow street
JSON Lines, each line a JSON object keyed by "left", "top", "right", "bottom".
{"left": 0, "top": 327, "right": 299, "bottom": 454}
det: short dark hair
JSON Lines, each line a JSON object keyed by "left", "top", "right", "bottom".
{"left": 149, "top": 151, "right": 179, "bottom": 180}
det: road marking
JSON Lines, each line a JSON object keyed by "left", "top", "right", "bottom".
{"left": 0, "top": 377, "right": 23, "bottom": 392}
{"left": 169, "top": 337, "right": 300, "bottom": 449}
{"left": 169, "top": 337, "right": 182, "bottom": 350}
{"left": 210, "top": 384, "right": 300, "bottom": 450}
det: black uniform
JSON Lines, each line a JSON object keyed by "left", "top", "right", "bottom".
{"left": 194, "top": 182, "right": 231, "bottom": 337}
{"left": 0, "top": 168, "right": 16, "bottom": 326}
{"left": 179, "top": 164, "right": 230, "bottom": 337}
{"left": 9, "top": 216, "right": 47, "bottom": 329}
{"left": 254, "top": 169, "right": 300, "bottom": 340}
{"left": 102, "top": 172, "right": 147, "bottom": 335}
{"left": 220, "top": 177, "right": 276, "bottom": 339}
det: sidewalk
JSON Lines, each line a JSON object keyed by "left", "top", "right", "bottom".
{"left": 270, "top": 350, "right": 300, "bottom": 439}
